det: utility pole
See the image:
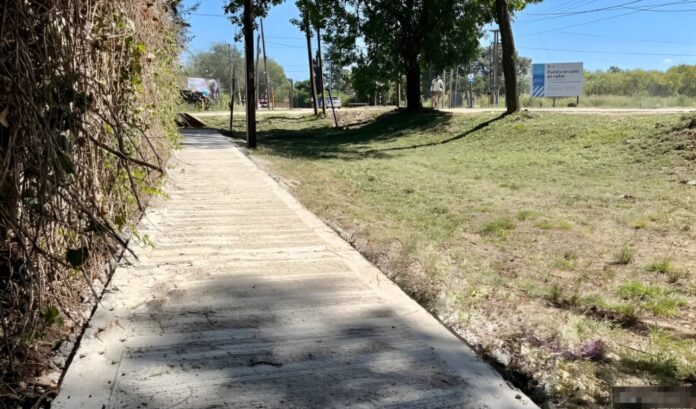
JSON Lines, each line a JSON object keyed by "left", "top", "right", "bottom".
{"left": 255, "top": 33, "right": 261, "bottom": 107}
{"left": 243, "top": 0, "right": 256, "bottom": 148}
{"left": 260, "top": 19, "right": 271, "bottom": 111}
{"left": 228, "top": 44, "right": 235, "bottom": 133}
{"left": 316, "top": 27, "right": 327, "bottom": 116}
{"left": 303, "top": 12, "right": 318, "bottom": 115}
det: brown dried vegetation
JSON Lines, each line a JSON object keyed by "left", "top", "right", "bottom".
{"left": 0, "top": 0, "right": 183, "bottom": 404}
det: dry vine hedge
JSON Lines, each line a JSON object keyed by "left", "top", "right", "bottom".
{"left": 0, "top": 0, "right": 183, "bottom": 402}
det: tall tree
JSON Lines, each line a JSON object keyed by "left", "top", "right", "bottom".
{"left": 318, "top": 0, "right": 482, "bottom": 110}
{"left": 243, "top": 0, "right": 256, "bottom": 147}
{"left": 495, "top": 0, "right": 518, "bottom": 113}
{"left": 479, "top": 0, "right": 540, "bottom": 113}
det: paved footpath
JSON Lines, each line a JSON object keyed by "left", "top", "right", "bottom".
{"left": 55, "top": 130, "right": 535, "bottom": 409}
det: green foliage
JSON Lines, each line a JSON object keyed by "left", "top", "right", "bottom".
{"left": 314, "top": 0, "right": 487, "bottom": 108}
{"left": 41, "top": 306, "right": 64, "bottom": 327}
{"left": 585, "top": 65, "right": 696, "bottom": 98}
{"left": 616, "top": 281, "right": 686, "bottom": 317}
{"left": 224, "top": 0, "right": 284, "bottom": 33}
{"left": 515, "top": 209, "right": 538, "bottom": 221}
{"left": 613, "top": 244, "right": 634, "bottom": 265}
{"left": 480, "top": 217, "right": 515, "bottom": 237}
{"left": 645, "top": 259, "right": 674, "bottom": 275}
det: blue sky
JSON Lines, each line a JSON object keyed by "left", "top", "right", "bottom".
{"left": 183, "top": 0, "right": 696, "bottom": 81}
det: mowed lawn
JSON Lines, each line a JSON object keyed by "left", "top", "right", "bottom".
{"left": 207, "top": 110, "right": 696, "bottom": 407}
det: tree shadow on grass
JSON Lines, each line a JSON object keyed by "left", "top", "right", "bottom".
{"left": 222, "top": 110, "right": 461, "bottom": 160}
{"left": 365, "top": 114, "right": 505, "bottom": 154}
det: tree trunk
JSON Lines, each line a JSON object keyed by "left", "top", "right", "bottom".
{"left": 0, "top": 120, "right": 18, "bottom": 244}
{"left": 495, "top": 0, "right": 519, "bottom": 114}
{"left": 243, "top": 0, "right": 256, "bottom": 148}
{"left": 404, "top": 54, "right": 422, "bottom": 111}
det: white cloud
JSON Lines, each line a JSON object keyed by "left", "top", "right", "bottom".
{"left": 663, "top": 58, "right": 673, "bottom": 64}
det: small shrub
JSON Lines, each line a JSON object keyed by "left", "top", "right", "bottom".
{"left": 41, "top": 305, "right": 64, "bottom": 327}
{"left": 516, "top": 209, "right": 538, "bottom": 221}
{"left": 613, "top": 244, "right": 635, "bottom": 265}
{"left": 617, "top": 281, "right": 686, "bottom": 317}
{"left": 480, "top": 217, "right": 515, "bottom": 237}
{"left": 555, "top": 258, "right": 576, "bottom": 270}
{"left": 646, "top": 259, "right": 673, "bottom": 274}
{"left": 611, "top": 303, "right": 640, "bottom": 322}
{"left": 617, "top": 281, "right": 665, "bottom": 300}
{"left": 629, "top": 217, "right": 650, "bottom": 229}
{"left": 645, "top": 259, "right": 682, "bottom": 283}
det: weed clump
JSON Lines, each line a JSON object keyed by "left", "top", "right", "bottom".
{"left": 480, "top": 218, "right": 515, "bottom": 238}
{"left": 645, "top": 259, "right": 683, "bottom": 283}
{"left": 613, "top": 245, "right": 635, "bottom": 265}
{"left": 616, "top": 281, "right": 686, "bottom": 317}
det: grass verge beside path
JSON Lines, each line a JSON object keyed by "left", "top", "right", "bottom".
{"left": 207, "top": 110, "right": 696, "bottom": 408}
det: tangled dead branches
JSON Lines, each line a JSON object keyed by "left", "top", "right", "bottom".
{"left": 0, "top": 0, "right": 183, "bottom": 404}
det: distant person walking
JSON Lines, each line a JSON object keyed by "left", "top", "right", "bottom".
{"left": 431, "top": 76, "right": 445, "bottom": 109}
{"left": 207, "top": 79, "right": 219, "bottom": 101}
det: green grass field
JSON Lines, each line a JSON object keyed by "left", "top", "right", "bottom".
{"left": 204, "top": 110, "right": 696, "bottom": 407}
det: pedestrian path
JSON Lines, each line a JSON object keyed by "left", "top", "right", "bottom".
{"left": 54, "top": 129, "right": 535, "bottom": 409}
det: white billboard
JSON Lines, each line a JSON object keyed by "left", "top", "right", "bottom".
{"left": 186, "top": 77, "right": 221, "bottom": 99}
{"left": 531, "top": 62, "right": 584, "bottom": 97}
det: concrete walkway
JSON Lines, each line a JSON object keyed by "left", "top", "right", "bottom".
{"left": 54, "top": 130, "right": 535, "bottom": 409}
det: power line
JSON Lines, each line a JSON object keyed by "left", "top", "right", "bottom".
{"left": 524, "top": 0, "right": 696, "bottom": 17}
{"left": 266, "top": 40, "right": 305, "bottom": 49}
{"left": 553, "top": 30, "right": 696, "bottom": 45}
{"left": 518, "top": 10, "right": 643, "bottom": 35}
{"left": 519, "top": 46, "right": 696, "bottom": 57}
{"left": 519, "top": 0, "right": 696, "bottom": 23}
{"left": 523, "top": 1, "right": 643, "bottom": 17}
{"left": 190, "top": 13, "right": 228, "bottom": 18}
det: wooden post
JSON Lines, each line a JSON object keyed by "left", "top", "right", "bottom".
{"left": 243, "top": 0, "right": 256, "bottom": 148}
{"left": 454, "top": 66, "right": 460, "bottom": 108}
{"left": 447, "top": 68, "right": 454, "bottom": 108}
{"left": 326, "top": 79, "right": 339, "bottom": 128}
{"left": 552, "top": 97, "right": 556, "bottom": 108}
{"left": 289, "top": 79, "right": 294, "bottom": 109}
{"left": 324, "top": 60, "right": 338, "bottom": 126}
{"left": 397, "top": 74, "right": 401, "bottom": 108}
